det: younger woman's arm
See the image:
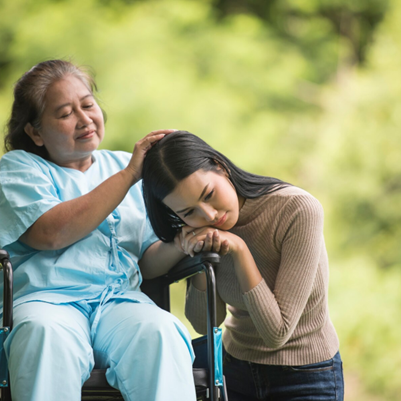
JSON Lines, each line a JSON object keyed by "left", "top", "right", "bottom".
{"left": 181, "top": 227, "right": 263, "bottom": 293}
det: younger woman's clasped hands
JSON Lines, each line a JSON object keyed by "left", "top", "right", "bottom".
{"left": 175, "top": 226, "right": 231, "bottom": 257}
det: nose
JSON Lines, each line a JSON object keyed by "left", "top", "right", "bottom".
{"left": 76, "top": 109, "right": 93, "bottom": 128}
{"left": 201, "top": 205, "right": 217, "bottom": 222}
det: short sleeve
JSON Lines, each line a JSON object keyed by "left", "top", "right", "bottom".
{"left": 0, "top": 151, "right": 62, "bottom": 247}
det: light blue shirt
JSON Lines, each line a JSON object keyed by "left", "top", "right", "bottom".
{"left": 0, "top": 149, "right": 159, "bottom": 315}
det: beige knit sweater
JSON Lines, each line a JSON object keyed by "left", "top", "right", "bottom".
{"left": 185, "top": 186, "right": 339, "bottom": 366}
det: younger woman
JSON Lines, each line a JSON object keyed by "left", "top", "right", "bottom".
{"left": 142, "top": 131, "right": 344, "bottom": 401}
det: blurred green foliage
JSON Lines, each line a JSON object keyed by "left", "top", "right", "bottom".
{"left": 0, "top": 0, "right": 400, "bottom": 399}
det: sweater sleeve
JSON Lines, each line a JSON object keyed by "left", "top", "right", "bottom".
{"left": 242, "top": 194, "right": 324, "bottom": 349}
{"left": 185, "top": 280, "right": 227, "bottom": 335}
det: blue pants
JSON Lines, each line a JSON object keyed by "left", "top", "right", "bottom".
{"left": 223, "top": 350, "right": 344, "bottom": 401}
{"left": 5, "top": 300, "right": 196, "bottom": 401}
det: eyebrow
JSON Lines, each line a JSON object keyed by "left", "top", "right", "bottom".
{"left": 176, "top": 183, "right": 209, "bottom": 214}
{"left": 54, "top": 94, "right": 94, "bottom": 113}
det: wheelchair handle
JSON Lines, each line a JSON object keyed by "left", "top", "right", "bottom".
{"left": 0, "top": 250, "right": 13, "bottom": 330}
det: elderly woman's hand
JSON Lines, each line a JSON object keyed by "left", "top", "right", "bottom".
{"left": 126, "top": 129, "right": 176, "bottom": 184}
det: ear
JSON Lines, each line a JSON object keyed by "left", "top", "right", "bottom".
{"left": 213, "top": 159, "right": 230, "bottom": 175}
{"left": 24, "top": 123, "right": 44, "bottom": 147}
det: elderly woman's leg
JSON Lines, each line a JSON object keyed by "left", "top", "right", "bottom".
{"left": 4, "top": 302, "right": 94, "bottom": 401}
{"left": 92, "top": 300, "right": 196, "bottom": 401}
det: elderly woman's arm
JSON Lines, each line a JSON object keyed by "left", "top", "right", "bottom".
{"left": 19, "top": 130, "right": 171, "bottom": 251}
{"left": 139, "top": 241, "right": 186, "bottom": 279}
{"left": 139, "top": 228, "right": 222, "bottom": 279}
{"left": 19, "top": 168, "right": 137, "bottom": 250}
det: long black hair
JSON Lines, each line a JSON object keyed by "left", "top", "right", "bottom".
{"left": 142, "top": 131, "right": 290, "bottom": 242}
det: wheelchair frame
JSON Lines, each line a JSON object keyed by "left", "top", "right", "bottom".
{"left": 0, "top": 250, "right": 227, "bottom": 401}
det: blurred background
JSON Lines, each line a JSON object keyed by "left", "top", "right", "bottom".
{"left": 1, "top": 0, "right": 400, "bottom": 399}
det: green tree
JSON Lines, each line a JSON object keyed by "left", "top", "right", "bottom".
{"left": 304, "top": 1, "right": 401, "bottom": 397}
{"left": 1, "top": 1, "right": 400, "bottom": 399}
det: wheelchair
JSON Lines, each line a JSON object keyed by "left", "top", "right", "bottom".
{"left": 0, "top": 249, "right": 228, "bottom": 401}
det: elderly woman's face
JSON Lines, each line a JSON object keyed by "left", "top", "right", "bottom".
{"left": 31, "top": 75, "right": 105, "bottom": 170}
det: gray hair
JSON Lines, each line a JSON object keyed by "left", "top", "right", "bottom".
{"left": 4, "top": 59, "right": 102, "bottom": 159}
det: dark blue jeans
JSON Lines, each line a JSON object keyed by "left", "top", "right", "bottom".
{"left": 223, "top": 351, "right": 344, "bottom": 401}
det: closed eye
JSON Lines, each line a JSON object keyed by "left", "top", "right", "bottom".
{"left": 204, "top": 190, "right": 214, "bottom": 201}
{"left": 83, "top": 103, "right": 93, "bottom": 109}
{"left": 183, "top": 209, "right": 194, "bottom": 218}
{"left": 182, "top": 190, "right": 213, "bottom": 217}
{"left": 60, "top": 111, "right": 72, "bottom": 119}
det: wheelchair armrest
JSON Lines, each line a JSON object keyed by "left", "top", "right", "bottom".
{"left": 164, "top": 252, "right": 220, "bottom": 285}
{"left": 140, "top": 252, "right": 220, "bottom": 311}
{"left": 0, "top": 250, "right": 13, "bottom": 330}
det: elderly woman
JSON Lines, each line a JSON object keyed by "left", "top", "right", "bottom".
{"left": 0, "top": 60, "right": 196, "bottom": 401}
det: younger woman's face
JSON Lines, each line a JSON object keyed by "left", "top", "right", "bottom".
{"left": 162, "top": 169, "right": 244, "bottom": 230}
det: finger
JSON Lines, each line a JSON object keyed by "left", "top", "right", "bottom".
{"left": 184, "top": 229, "right": 197, "bottom": 238}
{"left": 185, "top": 236, "right": 198, "bottom": 256}
{"left": 177, "top": 227, "right": 191, "bottom": 254}
{"left": 193, "top": 241, "right": 204, "bottom": 254}
{"left": 180, "top": 229, "right": 191, "bottom": 249}
{"left": 188, "top": 240, "right": 203, "bottom": 257}
{"left": 148, "top": 129, "right": 177, "bottom": 136}
{"left": 212, "top": 230, "right": 221, "bottom": 253}
{"left": 183, "top": 229, "right": 198, "bottom": 248}
{"left": 135, "top": 129, "right": 176, "bottom": 155}
{"left": 182, "top": 235, "right": 193, "bottom": 255}
{"left": 143, "top": 130, "right": 176, "bottom": 148}
{"left": 136, "top": 133, "right": 166, "bottom": 152}
{"left": 202, "top": 232, "right": 213, "bottom": 252}
{"left": 220, "top": 239, "right": 230, "bottom": 256}
{"left": 147, "top": 132, "right": 167, "bottom": 143}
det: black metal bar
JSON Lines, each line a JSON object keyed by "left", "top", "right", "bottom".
{"left": 0, "top": 249, "right": 13, "bottom": 401}
{"left": 0, "top": 382, "right": 11, "bottom": 400}
{"left": 0, "top": 256, "right": 13, "bottom": 331}
{"left": 204, "top": 261, "right": 219, "bottom": 401}
{"left": 165, "top": 252, "right": 220, "bottom": 284}
{"left": 164, "top": 252, "right": 222, "bottom": 399}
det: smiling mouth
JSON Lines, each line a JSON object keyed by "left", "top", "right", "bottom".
{"left": 77, "top": 131, "right": 95, "bottom": 140}
{"left": 214, "top": 213, "right": 227, "bottom": 227}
